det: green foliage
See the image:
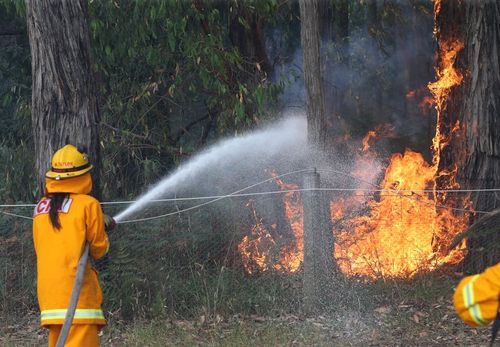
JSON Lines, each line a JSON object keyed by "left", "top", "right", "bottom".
{"left": 0, "top": 2, "right": 30, "bottom": 144}
{"left": 0, "top": 142, "right": 37, "bottom": 201}
{"left": 0, "top": 3, "right": 33, "bottom": 201}
{"left": 89, "top": 1, "right": 285, "bottom": 199}
{"left": 100, "top": 241, "right": 143, "bottom": 320}
{"left": 0, "top": 0, "right": 25, "bottom": 17}
{"left": 0, "top": 1, "right": 288, "bottom": 200}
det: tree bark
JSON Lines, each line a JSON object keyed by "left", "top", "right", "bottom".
{"left": 459, "top": 1, "right": 500, "bottom": 272}
{"left": 299, "top": 0, "right": 327, "bottom": 150}
{"left": 437, "top": 0, "right": 500, "bottom": 271}
{"left": 299, "top": 0, "right": 333, "bottom": 314}
{"left": 26, "top": 0, "right": 101, "bottom": 198}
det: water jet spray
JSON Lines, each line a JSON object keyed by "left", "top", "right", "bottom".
{"left": 113, "top": 116, "right": 308, "bottom": 223}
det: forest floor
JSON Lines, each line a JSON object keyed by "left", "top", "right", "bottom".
{"left": 1, "top": 274, "right": 493, "bottom": 347}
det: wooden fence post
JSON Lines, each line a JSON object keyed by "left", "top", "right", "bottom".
{"left": 302, "top": 168, "right": 334, "bottom": 314}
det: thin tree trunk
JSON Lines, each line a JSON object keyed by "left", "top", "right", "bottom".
{"left": 26, "top": 0, "right": 101, "bottom": 198}
{"left": 300, "top": 0, "right": 327, "bottom": 150}
{"left": 299, "top": 0, "right": 334, "bottom": 314}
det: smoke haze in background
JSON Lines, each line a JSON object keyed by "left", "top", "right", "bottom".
{"left": 270, "top": 1, "right": 435, "bottom": 159}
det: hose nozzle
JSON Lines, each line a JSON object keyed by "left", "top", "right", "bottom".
{"left": 104, "top": 214, "right": 116, "bottom": 231}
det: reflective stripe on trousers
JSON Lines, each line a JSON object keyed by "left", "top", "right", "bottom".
{"left": 41, "top": 308, "right": 104, "bottom": 322}
{"left": 463, "top": 275, "right": 489, "bottom": 326}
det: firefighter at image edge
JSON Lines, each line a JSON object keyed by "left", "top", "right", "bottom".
{"left": 32, "top": 144, "right": 116, "bottom": 347}
{"left": 454, "top": 261, "right": 500, "bottom": 343}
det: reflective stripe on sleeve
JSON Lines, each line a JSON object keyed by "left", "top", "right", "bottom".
{"left": 463, "top": 275, "right": 489, "bottom": 326}
{"left": 41, "top": 308, "right": 105, "bottom": 321}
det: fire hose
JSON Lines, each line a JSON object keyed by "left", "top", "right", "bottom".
{"left": 56, "top": 216, "right": 115, "bottom": 347}
{"left": 490, "top": 309, "right": 500, "bottom": 347}
{"left": 55, "top": 242, "right": 89, "bottom": 347}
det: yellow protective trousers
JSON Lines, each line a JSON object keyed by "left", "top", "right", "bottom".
{"left": 48, "top": 324, "right": 100, "bottom": 347}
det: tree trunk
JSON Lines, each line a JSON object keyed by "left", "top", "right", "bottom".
{"left": 459, "top": 1, "right": 500, "bottom": 272}
{"left": 329, "top": 0, "right": 350, "bottom": 146}
{"left": 299, "top": 0, "right": 334, "bottom": 314}
{"left": 437, "top": 0, "right": 500, "bottom": 272}
{"left": 299, "top": 0, "right": 327, "bottom": 150}
{"left": 26, "top": 0, "right": 101, "bottom": 198}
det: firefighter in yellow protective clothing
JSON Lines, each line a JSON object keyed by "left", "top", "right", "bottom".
{"left": 454, "top": 262, "right": 500, "bottom": 328}
{"left": 33, "top": 144, "right": 113, "bottom": 347}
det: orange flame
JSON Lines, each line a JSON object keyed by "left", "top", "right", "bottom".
{"left": 240, "top": 148, "right": 467, "bottom": 278}
{"left": 406, "top": 90, "right": 416, "bottom": 98}
{"left": 433, "top": 0, "right": 441, "bottom": 37}
{"left": 272, "top": 175, "right": 303, "bottom": 272}
{"left": 238, "top": 2, "right": 469, "bottom": 279}
{"left": 362, "top": 131, "right": 377, "bottom": 152}
{"left": 334, "top": 150, "right": 438, "bottom": 277}
{"left": 333, "top": 149, "right": 467, "bottom": 278}
{"left": 429, "top": 39, "right": 464, "bottom": 166}
{"left": 237, "top": 200, "right": 276, "bottom": 274}
{"left": 407, "top": 88, "right": 435, "bottom": 115}
{"left": 361, "top": 124, "right": 396, "bottom": 152}
{"left": 418, "top": 96, "right": 434, "bottom": 113}
{"left": 237, "top": 175, "right": 303, "bottom": 274}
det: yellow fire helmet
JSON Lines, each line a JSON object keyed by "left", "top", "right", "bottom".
{"left": 45, "top": 144, "right": 93, "bottom": 180}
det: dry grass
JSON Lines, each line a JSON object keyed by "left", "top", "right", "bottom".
{"left": 1, "top": 273, "right": 494, "bottom": 347}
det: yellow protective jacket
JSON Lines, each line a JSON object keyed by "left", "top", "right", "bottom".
{"left": 32, "top": 173, "right": 109, "bottom": 327}
{"left": 454, "top": 262, "right": 500, "bottom": 327}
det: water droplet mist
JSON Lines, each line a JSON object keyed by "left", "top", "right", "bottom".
{"left": 114, "top": 115, "right": 309, "bottom": 222}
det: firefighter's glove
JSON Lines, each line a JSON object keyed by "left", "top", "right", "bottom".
{"left": 104, "top": 214, "right": 116, "bottom": 232}
{"left": 94, "top": 254, "right": 109, "bottom": 272}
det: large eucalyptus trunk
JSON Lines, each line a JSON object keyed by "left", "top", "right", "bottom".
{"left": 459, "top": 1, "right": 500, "bottom": 272}
{"left": 437, "top": 1, "right": 500, "bottom": 272}
{"left": 26, "top": 0, "right": 101, "bottom": 197}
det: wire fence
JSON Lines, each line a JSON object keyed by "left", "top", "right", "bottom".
{"left": 0, "top": 171, "right": 496, "bottom": 326}
{"left": 0, "top": 187, "right": 489, "bottom": 222}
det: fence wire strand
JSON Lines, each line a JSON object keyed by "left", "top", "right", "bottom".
{"left": 0, "top": 169, "right": 495, "bottom": 330}
{"left": 0, "top": 189, "right": 494, "bottom": 222}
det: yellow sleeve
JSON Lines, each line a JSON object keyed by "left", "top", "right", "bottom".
{"left": 454, "top": 262, "right": 500, "bottom": 327}
{"left": 85, "top": 199, "right": 110, "bottom": 260}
